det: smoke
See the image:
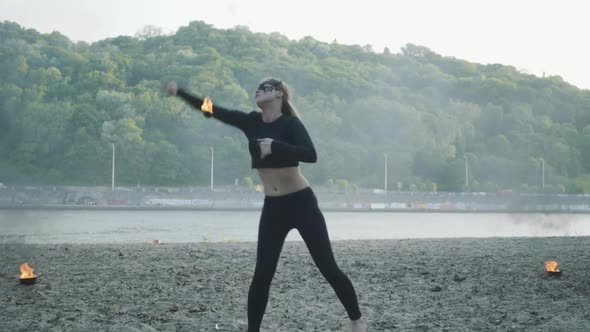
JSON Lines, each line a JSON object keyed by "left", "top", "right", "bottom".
{"left": 508, "top": 213, "right": 579, "bottom": 237}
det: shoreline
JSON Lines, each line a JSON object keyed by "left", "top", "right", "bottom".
{"left": 1, "top": 204, "right": 589, "bottom": 214}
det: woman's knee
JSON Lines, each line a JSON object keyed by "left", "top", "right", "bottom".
{"left": 318, "top": 262, "right": 344, "bottom": 280}
{"left": 252, "top": 263, "right": 278, "bottom": 284}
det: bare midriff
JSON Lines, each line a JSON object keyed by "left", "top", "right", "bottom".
{"left": 257, "top": 166, "right": 310, "bottom": 196}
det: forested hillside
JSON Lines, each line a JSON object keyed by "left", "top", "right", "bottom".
{"left": 1, "top": 21, "right": 589, "bottom": 193}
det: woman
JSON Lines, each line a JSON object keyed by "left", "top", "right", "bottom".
{"left": 166, "top": 78, "right": 368, "bottom": 332}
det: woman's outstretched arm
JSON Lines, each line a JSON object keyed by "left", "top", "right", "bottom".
{"left": 167, "top": 82, "right": 252, "bottom": 130}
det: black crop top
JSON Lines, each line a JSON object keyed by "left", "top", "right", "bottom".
{"left": 177, "top": 88, "right": 317, "bottom": 169}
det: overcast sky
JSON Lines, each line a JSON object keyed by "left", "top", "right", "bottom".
{"left": 1, "top": 0, "right": 588, "bottom": 89}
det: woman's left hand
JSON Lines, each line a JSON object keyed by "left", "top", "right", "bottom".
{"left": 258, "top": 138, "right": 274, "bottom": 159}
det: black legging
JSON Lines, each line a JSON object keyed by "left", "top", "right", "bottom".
{"left": 247, "top": 187, "right": 362, "bottom": 331}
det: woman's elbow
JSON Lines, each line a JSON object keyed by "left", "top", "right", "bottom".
{"left": 306, "top": 150, "right": 318, "bottom": 163}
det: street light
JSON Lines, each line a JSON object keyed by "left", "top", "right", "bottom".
{"left": 111, "top": 143, "right": 115, "bottom": 192}
{"left": 384, "top": 153, "right": 388, "bottom": 193}
{"left": 209, "top": 146, "right": 214, "bottom": 191}
{"left": 541, "top": 158, "right": 545, "bottom": 189}
{"left": 464, "top": 154, "right": 469, "bottom": 188}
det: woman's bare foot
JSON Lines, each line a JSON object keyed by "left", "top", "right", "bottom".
{"left": 351, "top": 317, "right": 368, "bottom": 332}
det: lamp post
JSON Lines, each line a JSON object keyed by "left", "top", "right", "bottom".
{"left": 384, "top": 153, "right": 388, "bottom": 193}
{"left": 209, "top": 146, "right": 214, "bottom": 191}
{"left": 464, "top": 154, "right": 469, "bottom": 188}
{"left": 541, "top": 158, "right": 545, "bottom": 189}
{"left": 111, "top": 143, "right": 115, "bottom": 192}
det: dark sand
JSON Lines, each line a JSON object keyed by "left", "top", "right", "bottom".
{"left": 2, "top": 237, "right": 589, "bottom": 331}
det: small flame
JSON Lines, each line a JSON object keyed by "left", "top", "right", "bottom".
{"left": 201, "top": 96, "right": 213, "bottom": 114}
{"left": 19, "top": 262, "right": 37, "bottom": 279}
{"left": 544, "top": 260, "right": 560, "bottom": 273}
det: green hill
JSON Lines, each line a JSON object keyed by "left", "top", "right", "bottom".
{"left": 1, "top": 20, "right": 589, "bottom": 193}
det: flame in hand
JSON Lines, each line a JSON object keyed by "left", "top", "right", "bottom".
{"left": 20, "top": 262, "right": 37, "bottom": 279}
{"left": 201, "top": 96, "right": 213, "bottom": 114}
{"left": 544, "top": 260, "right": 560, "bottom": 273}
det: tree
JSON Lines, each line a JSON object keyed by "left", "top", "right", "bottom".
{"left": 135, "top": 25, "right": 165, "bottom": 40}
{"left": 241, "top": 176, "right": 254, "bottom": 188}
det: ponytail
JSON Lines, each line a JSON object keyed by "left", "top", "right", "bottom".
{"left": 281, "top": 98, "right": 298, "bottom": 117}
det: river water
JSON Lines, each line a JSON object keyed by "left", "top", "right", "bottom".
{"left": 1, "top": 209, "right": 588, "bottom": 244}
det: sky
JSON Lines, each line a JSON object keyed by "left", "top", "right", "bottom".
{"left": 1, "top": 0, "right": 589, "bottom": 90}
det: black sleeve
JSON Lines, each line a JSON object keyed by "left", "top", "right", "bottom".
{"left": 176, "top": 88, "right": 251, "bottom": 131}
{"left": 271, "top": 117, "right": 318, "bottom": 163}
